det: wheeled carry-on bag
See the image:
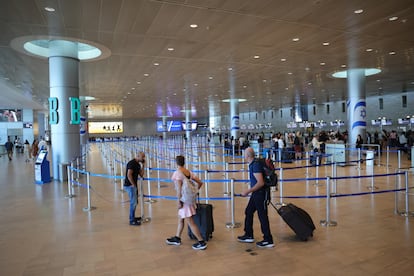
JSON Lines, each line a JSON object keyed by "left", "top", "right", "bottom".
{"left": 270, "top": 202, "right": 315, "bottom": 241}
{"left": 188, "top": 203, "right": 214, "bottom": 241}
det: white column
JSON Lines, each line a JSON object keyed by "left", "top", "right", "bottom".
{"left": 185, "top": 110, "right": 191, "bottom": 141}
{"left": 230, "top": 99, "right": 240, "bottom": 139}
{"left": 347, "top": 69, "right": 366, "bottom": 148}
{"left": 49, "top": 40, "right": 81, "bottom": 180}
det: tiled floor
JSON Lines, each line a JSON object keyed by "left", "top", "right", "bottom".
{"left": 0, "top": 142, "right": 413, "bottom": 276}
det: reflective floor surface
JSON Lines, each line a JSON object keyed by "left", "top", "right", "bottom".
{"left": 0, "top": 142, "right": 413, "bottom": 276}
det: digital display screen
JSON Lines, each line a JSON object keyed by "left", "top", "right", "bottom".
{"left": 23, "top": 122, "right": 33, "bottom": 128}
{"left": 181, "top": 121, "right": 198, "bottom": 131}
{"left": 36, "top": 151, "right": 47, "bottom": 163}
{"left": 371, "top": 120, "right": 381, "bottom": 126}
{"left": 0, "top": 109, "right": 22, "bottom": 122}
{"left": 88, "top": 122, "right": 123, "bottom": 134}
{"left": 381, "top": 119, "right": 392, "bottom": 126}
{"left": 398, "top": 118, "right": 410, "bottom": 124}
{"left": 156, "top": 120, "right": 183, "bottom": 132}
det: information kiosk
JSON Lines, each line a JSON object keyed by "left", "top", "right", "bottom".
{"left": 35, "top": 150, "right": 51, "bottom": 184}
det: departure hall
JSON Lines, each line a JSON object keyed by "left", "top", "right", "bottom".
{"left": 1, "top": 1, "right": 414, "bottom": 275}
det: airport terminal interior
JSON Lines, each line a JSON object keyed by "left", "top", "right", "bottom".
{"left": 1, "top": 1, "right": 414, "bottom": 275}
{"left": 1, "top": 137, "right": 413, "bottom": 275}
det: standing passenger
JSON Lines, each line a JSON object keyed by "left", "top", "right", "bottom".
{"left": 166, "top": 155, "right": 207, "bottom": 250}
{"left": 24, "top": 140, "right": 31, "bottom": 162}
{"left": 123, "top": 152, "right": 145, "bottom": 226}
{"left": 237, "top": 147, "right": 274, "bottom": 248}
{"left": 5, "top": 137, "right": 14, "bottom": 161}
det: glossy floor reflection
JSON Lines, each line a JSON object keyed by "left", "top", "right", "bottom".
{"left": 0, "top": 143, "right": 413, "bottom": 276}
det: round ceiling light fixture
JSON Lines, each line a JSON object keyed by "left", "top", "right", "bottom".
{"left": 331, "top": 68, "right": 381, "bottom": 78}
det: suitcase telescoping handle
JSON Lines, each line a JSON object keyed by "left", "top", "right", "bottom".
{"left": 269, "top": 201, "right": 287, "bottom": 211}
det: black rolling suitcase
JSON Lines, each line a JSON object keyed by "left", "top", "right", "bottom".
{"left": 281, "top": 148, "right": 293, "bottom": 163}
{"left": 271, "top": 202, "right": 315, "bottom": 241}
{"left": 188, "top": 203, "right": 214, "bottom": 241}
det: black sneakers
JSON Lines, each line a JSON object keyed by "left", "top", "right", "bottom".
{"left": 166, "top": 236, "right": 181, "bottom": 245}
{"left": 129, "top": 220, "right": 141, "bottom": 226}
{"left": 192, "top": 240, "right": 207, "bottom": 250}
{"left": 237, "top": 234, "right": 254, "bottom": 243}
{"left": 256, "top": 240, "right": 274, "bottom": 248}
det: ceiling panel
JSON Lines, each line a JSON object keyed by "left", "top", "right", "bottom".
{"left": 0, "top": 0, "right": 413, "bottom": 119}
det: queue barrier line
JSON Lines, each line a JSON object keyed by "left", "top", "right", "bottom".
{"left": 67, "top": 160, "right": 412, "bottom": 228}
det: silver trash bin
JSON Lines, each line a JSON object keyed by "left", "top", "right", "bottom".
{"left": 59, "top": 163, "right": 69, "bottom": 182}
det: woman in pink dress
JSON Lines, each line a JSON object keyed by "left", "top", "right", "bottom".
{"left": 165, "top": 155, "right": 207, "bottom": 250}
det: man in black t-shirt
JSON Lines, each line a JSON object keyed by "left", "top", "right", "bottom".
{"left": 124, "top": 151, "right": 145, "bottom": 226}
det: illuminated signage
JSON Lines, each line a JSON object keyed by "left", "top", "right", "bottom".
{"left": 88, "top": 122, "right": 123, "bottom": 134}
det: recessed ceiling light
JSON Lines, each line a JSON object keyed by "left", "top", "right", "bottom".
{"left": 389, "top": 51, "right": 396, "bottom": 55}
{"left": 44, "top": 7, "right": 55, "bottom": 12}
{"left": 153, "top": 62, "right": 159, "bottom": 66}
{"left": 253, "top": 55, "right": 260, "bottom": 59}
{"left": 136, "top": 81, "right": 141, "bottom": 84}
{"left": 341, "top": 64, "right": 347, "bottom": 68}
{"left": 131, "top": 87, "right": 135, "bottom": 90}
{"left": 354, "top": 9, "right": 364, "bottom": 14}
{"left": 190, "top": 24, "right": 198, "bottom": 28}
{"left": 144, "top": 73, "right": 149, "bottom": 77}
{"left": 322, "top": 42, "right": 330, "bottom": 46}
{"left": 208, "top": 76, "right": 213, "bottom": 80}
{"left": 167, "top": 47, "right": 174, "bottom": 51}
{"left": 228, "top": 67, "right": 233, "bottom": 71}
{"left": 332, "top": 68, "right": 381, "bottom": 78}
{"left": 243, "top": 85, "right": 247, "bottom": 88}
{"left": 366, "top": 48, "right": 373, "bottom": 52}
{"left": 281, "top": 58, "right": 286, "bottom": 62}
{"left": 292, "top": 38, "right": 300, "bottom": 42}
{"left": 288, "top": 72, "right": 292, "bottom": 75}
{"left": 320, "top": 62, "right": 325, "bottom": 65}
{"left": 389, "top": 16, "right": 398, "bottom": 21}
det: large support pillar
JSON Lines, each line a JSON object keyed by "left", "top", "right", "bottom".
{"left": 185, "top": 109, "right": 191, "bottom": 141}
{"left": 161, "top": 116, "right": 168, "bottom": 140}
{"left": 347, "top": 69, "right": 367, "bottom": 149}
{"left": 49, "top": 40, "right": 81, "bottom": 180}
{"left": 230, "top": 99, "right": 240, "bottom": 139}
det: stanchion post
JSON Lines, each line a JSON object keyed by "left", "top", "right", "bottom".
{"left": 314, "top": 155, "right": 321, "bottom": 186}
{"left": 225, "top": 178, "right": 241, "bottom": 228}
{"left": 279, "top": 168, "right": 284, "bottom": 204}
{"left": 386, "top": 146, "right": 390, "bottom": 167}
{"left": 224, "top": 162, "right": 230, "bottom": 195}
{"left": 204, "top": 178, "right": 209, "bottom": 204}
{"left": 120, "top": 161, "right": 124, "bottom": 191}
{"left": 398, "top": 150, "right": 401, "bottom": 169}
{"left": 139, "top": 177, "right": 151, "bottom": 222}
{"left": 320, "top": 176, "right": 337, "bottom": 227}
{"left": 65, "top": 165, "right": 76, "bottom": 198}
{"left": 332, "top": 162, "right": 337, "bottom": 195}
{"left": 145, "top": 167, "right": 156, "bottom": 203}
{"left": 83, "top": 172, "right": 96, "bottom": 212}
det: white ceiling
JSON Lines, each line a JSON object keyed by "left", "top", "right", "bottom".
{"left": 1, "top": 0, "right": 414, "bottom": 119}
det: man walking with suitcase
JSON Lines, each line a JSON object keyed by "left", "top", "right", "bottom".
{"left": 238, "top": 147, "right": 274, "bottom": 248}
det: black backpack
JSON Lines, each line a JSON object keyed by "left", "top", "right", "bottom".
{"left": 259, "top": 158, "right": 278, "bottom": 189}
